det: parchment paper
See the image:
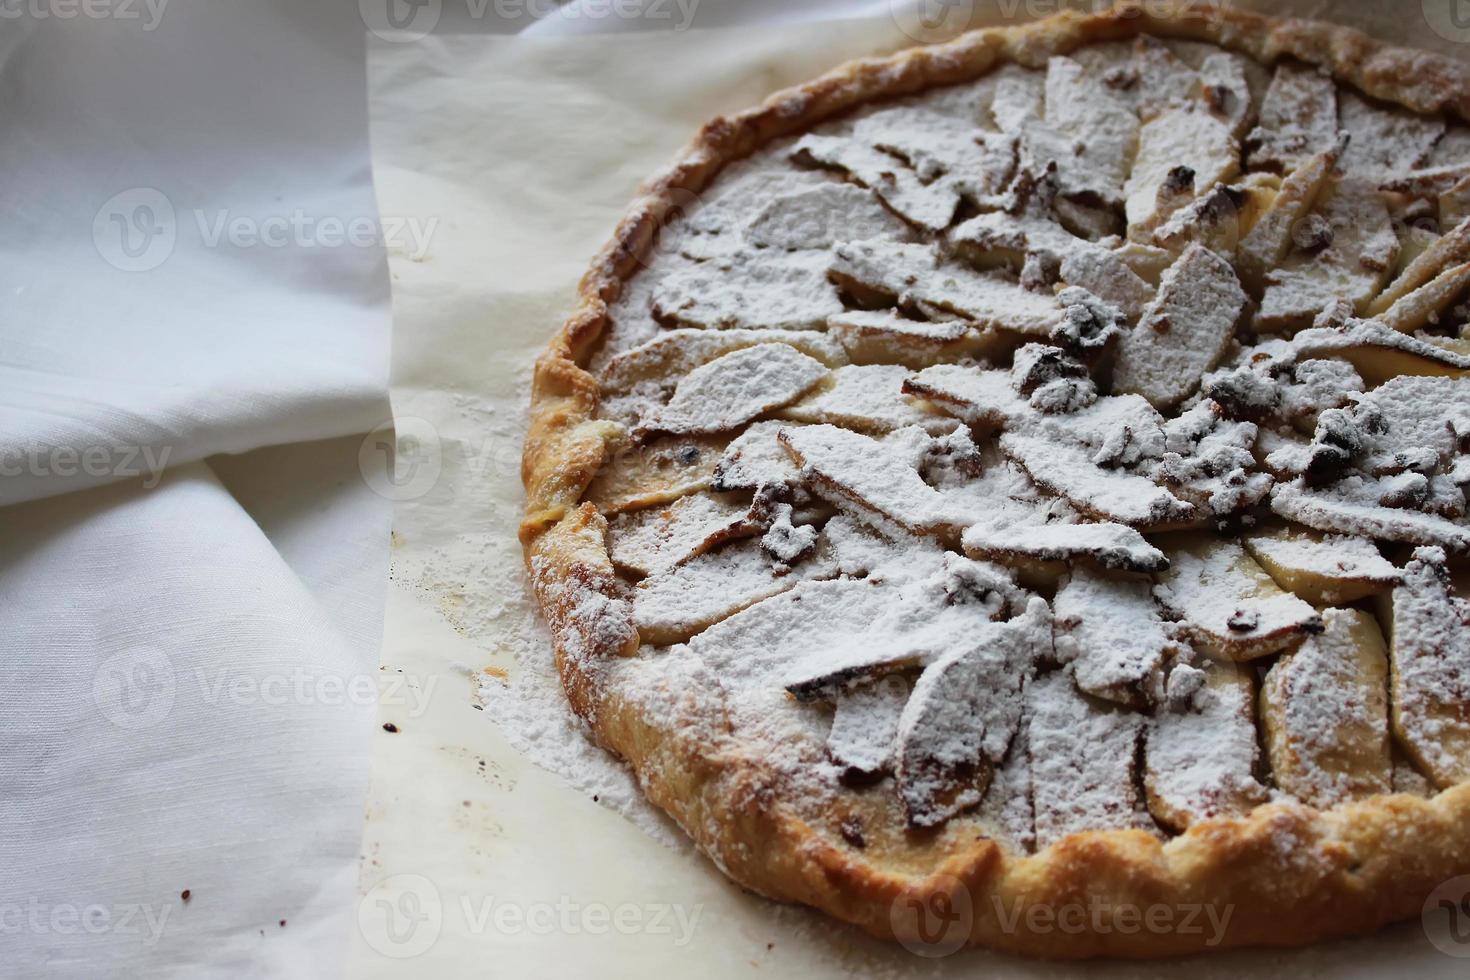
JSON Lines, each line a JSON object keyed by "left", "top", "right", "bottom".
{"left": 354, "top": 8, "right": 1469, "bottom": 974}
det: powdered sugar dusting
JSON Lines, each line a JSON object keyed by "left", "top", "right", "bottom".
{"left": 531, "top": 31, "right": 1470, "bottom": 862}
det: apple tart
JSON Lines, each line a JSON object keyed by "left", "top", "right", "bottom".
{"left": 521, "top": 1, "right": 1470, "bottom": 957}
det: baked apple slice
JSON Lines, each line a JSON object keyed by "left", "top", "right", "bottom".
{"left": 640, "top": 343, "right": 829, "bottom": 436}
{"left": 1111, "top": 243, "right": 1247, "bottom": 410}
{"left": 1027, "top": 670, "right": 1152, "bottom": 849}
{"left": 1255, "top": 179, "right": 1399, "bottom": 333}
{"left": 1156, "top": 533, "right": 1322, "bottom": 660}
{"left": 585, "top": 433, "right": 729, "bottom": 514}
{"left": 607, "top": 490, "right": 759, "bottom": 577}
{"left": 1245, "top": 63, "right": 1339, "bottom": 172}
{"left": 826, "top": 309, "right": 993, "bottom": 368}
{"left": 1145, "top": 660, "right": 1267, "bottom": 830}
{"left": 893, "top": 600, "right": 1052, "bottom": 827}
{"left": 1243, "top": 524, "right": 1401, "bottom": 605}
{"left": 1235, "top": 146, "right": 1339, "bottom": 292}
{"left": 1260, "top": 608, "right": 1392, "bottom": 808}
{"left": 1054, "top": 567, "right": 1175, "bottom": 707}
{"left": 827, "top": 676, "right": 911, "bottom": 779}
{"left": 778, "top": 364, "right": 958, "bottom": 435}
{"left": 1384, "top": 547, "right": 1470, "bottom": 789}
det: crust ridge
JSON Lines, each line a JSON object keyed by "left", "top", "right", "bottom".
{"left": 520, "top": 1, "right": 1470, "bottom": 955}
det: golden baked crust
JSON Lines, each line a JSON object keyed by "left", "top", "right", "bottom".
{"left": 520, "top": 1, "right": 1470, "bottom": 957}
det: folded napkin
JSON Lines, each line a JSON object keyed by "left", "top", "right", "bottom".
{"left": 0, "top": 1, "right": 392, "bottom": 975}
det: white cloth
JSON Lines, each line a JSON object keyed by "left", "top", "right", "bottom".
{"left": 0, "top": 0, "right": 394, "bottom": 975}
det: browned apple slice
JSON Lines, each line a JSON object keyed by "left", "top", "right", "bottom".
{"left": 902, "top": 363, "right": 1030, "bottom": 432}
{"left": 585, "top": 433, "right": 728, "bottom": 514}
{"left": 1394, "top": 223, "right": 1443, "bottom": 281}
{"left": 790, "top": 135, "right": 956, "bottom": 234}
{"left": 1199, "top": 50, "right": 1257, "bottom": 138}
{"left": 893, "top": 599, "right": 1052, "bottom": 828}
{"left": 786, "top": 554, "right": 1027, "bottom": 699}
{"left": 906, "top": 363, "right": 1168, "bottom": 453}
{"left": 861, "top": 110, "right": 1019, "bottom": 206}
{"left": 640, "top": 343, "right": 829, "bottom": 437}
{"left": 1326, "top": 374, "right": 1470, "bottom": 473}
{"left": 830, "top": 241, "right": 1063, "bottom": 337}
{"left": 1256, "top": 179, "right": 1399, "bottom": 333}
{"left": 1235, "top": 147, "right": 1340, "bottom": 292}
{"left": 1092, "top": 35, "right": 1201, "bottom": 120}
{"left": 709, "top": 420, "right": 800, "bottom": 492}
{"left": 1288, "top": 316, "right": 1470, "bottom": 384}
{"left": 826, "top": 310, "right": 993, "bottom": 367}
{"left": 1368, "top": 215, "right": 1470, "bottom": 317}
{"left": 1027, "top": 669, "right": 1151, "bottom": 848}
{"left": 1124, "top": 107, "right": 1240, "bottom": 236}
{"left": 1112, "top": 244, "right": 1247, "bottom": 410}
{"left": 1337, "top": 90, "right": 1444, "bottom": 182}
{"left": 1054, "top": 568, "right": 1175, "bottom": 707}
{"left": 1245, "top": 63, "right": 1339, "bottom": 172}
{"left": 1384, "top": 548, "right": 1470, "bottom": 789}
{"left": 977, "top": 720, "right": 1035, "bottom": 854}
{"left": 1053, "top": 197, "right": 1122, "bottom": 241}
{"left": 744, "top": 181, "right": 912, "bottom": 250}
{"left": 778, "top": 424, "right": 965, "bottom": 535}
{"left": 1442, "top": 174, "right": 1470, "bottom": 231}
{"left": 632, "top": 537, "right": 821, "bottom": 645}
{"left": 1030, "top": 56, "right": 1138, "bottom": 207}
{"left": 950, "top": 210, "right": 1154, "bottom": 320}
{"left": 1157, "top": 533, "right": 1322, "bottom": 660}
{"left": 1271, "top": 478, "right": 1470, "bottom": 551}
{"left": 987, "top": 64, "right": 1044, "bottom": 130}
{"left": 686, "top": 578, "right": 896, "bottom": 698}
{"left": 1151, "top": 177, "right": 1275, "bottom": 258}
{"left": 1380, "top": 261, "right": 1470, "bottom": 334}
{"left": 778, "top": 364, "right": 958, "bottom": 435}
{"left": 607, "top": 491, "right": 758, "bottom": 577}
{"left": 1145, "top": 661, "right": 1266, "bottom": 831}
{"left": 1244, "top": 524, "right": 1401, "bottom": 605}
{"left": 827, "top": 676, "right": 912, "bottom": 778}
{"left": 651, "top": 250, "right": 842, "bottom": 330}
{"left": 1112, "top": 241, "right": 1175, "bottom": 284}
{"left": 1260, "top": 608, "right": 1392, "bottom": 808}
{"left": 1001, "top": 433, "right": 1196, "bottom": 529}
{"left": 961, "top": 521, "right": 1167, "bottom": 577}
{"left": 791, "top": 108, "right": 1016, "bottom": 232}
{"left": 599, "top": 328, "right": 846, "bottom": 397}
